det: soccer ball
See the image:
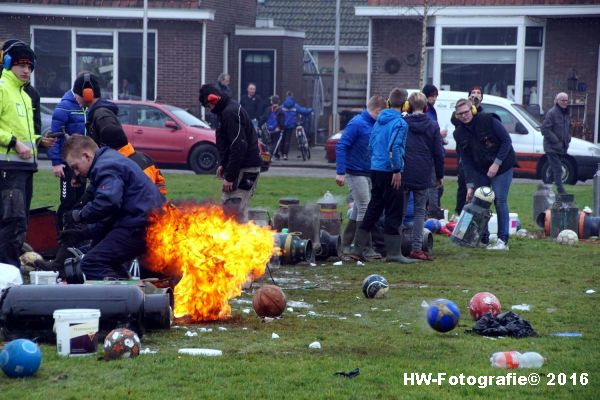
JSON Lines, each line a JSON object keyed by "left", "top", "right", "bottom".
{"left": 516, "top": 228, "right": 529, "bottom": 238}
{"left": 556, "top": 229, "right": 578, "bottom": 245}
{"left": 424, "top": 218, "right": 442, "bottom": 233}
{"left": 426, "top": 299, "right": 460, "bottom": 332}
{"left": 474, "top": 186, "right": 495, "bottom": 203}
{"left": 103, "top": 328, "right": 141, "bottom": 360}
{"left": 0, "top": 339, "right": 42, "bottom": 378}
{"left": 468, "top": 292, "right": 501, "bottom": 321}
{"left": 362, "top": 274, "right": 389, "bottom": 299}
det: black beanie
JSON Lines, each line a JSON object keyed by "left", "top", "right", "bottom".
{"left": 2, "top": 40, "right": 35, "bottom": 70}
{"left": 73, "top": 73, "right": 102, "bottom": 98}
{"left": 199, "top": 84, "right": 222, "bottom": 107}
{"left": 422, "top": 84, "right": 438, "bottom": 98}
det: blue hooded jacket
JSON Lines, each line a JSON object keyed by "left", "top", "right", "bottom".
{"left": 369, "top": 109, "right": 408, "bottom": 173}
{"left": 48, "top": 90, "right": 86, "bottom": 165}
{"left": 336, "top": 109, "right": 375, "bottom": 175}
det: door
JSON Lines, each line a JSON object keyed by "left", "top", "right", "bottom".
{"left": 240, "top": 50, "right": 275, "bottom": 101}
{"left": 131, "top": 105, "right": 183, "bottom": 164}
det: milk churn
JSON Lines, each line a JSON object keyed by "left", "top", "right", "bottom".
{"left": 273, "top": 197, "right": 300, "bottom": 232}
{"left": 549, "top": 194, "right": 579, "bottom": 238}
{"left": 533, "top": 184, "right": 555, "bottom": 227}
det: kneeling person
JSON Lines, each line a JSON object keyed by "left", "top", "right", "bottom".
{"left": 61, "top": 135, "right": 165, "bottom": 280}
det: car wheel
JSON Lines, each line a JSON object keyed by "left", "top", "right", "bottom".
{"left": 540, "top": 157, "right": 576, "bottom": 185}
{"left": 189, "top": 144, "right": 218, "bottom": 174}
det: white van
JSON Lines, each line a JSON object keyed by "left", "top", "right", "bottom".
{"left": 428, "top": 90, "right": 600, "bottom": 184}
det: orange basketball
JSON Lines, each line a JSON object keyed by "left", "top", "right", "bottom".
{"left": 252, "top": 285, "right": 287, "bottom": 318}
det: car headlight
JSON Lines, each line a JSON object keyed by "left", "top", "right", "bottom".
{"left": 588, "top": 146, "right": 600, "bottom": 157}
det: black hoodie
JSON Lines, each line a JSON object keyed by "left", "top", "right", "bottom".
{"left": 86, "top": 99, "right": 128, "bottom": 149}
{"left": 403, "top": 113, "right": 445, "bottom": 190}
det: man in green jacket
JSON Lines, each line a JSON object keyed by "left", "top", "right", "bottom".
{"left": 0, "top": 40, "right": 55, "bottom": 268}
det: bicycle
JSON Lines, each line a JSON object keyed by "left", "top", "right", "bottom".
{"left": 295, "top": 116, "right": 311, "bottom": 161}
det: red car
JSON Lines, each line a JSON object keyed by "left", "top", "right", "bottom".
{"left": 325, "top": 131, "right": 342, "bottom": 163}
{"left": 115, "top": 100, "right": 270, "bottom": 173}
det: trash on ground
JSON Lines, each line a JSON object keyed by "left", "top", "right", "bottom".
{"left": 585, "top": 289, "right": 596, "bottom": 294}
{"left": 242, "top": 308, "right": 251, "bottom": 314}
{"left": 354, "top": 313, "right": 362, "bottom": 318}
{"left": 287, "top": 300, "right": 313, "bottom": 308}
{"left": 550, "top": 332, "right": 583, "bottom": 337}
{"left": 333, "top": 261, "right": 343, "bottom": 266}
{"left": 334, "top": 368, "right": 360, "bottom": 379}
{"left": 286, "top": 307, "right": 294, "bottom": 313}
{"left": 356, "top": 261, "right": 364, "bottom": 266}
{"left": 197, "top": 327, "right": 212, "bottom": 332}
{"left": 271, "top": 332, "right": 280, "bottom": 339}
{"left": 185, "top": 331, "right": 198, "bottom": 337}
{"left": 308, "top": 341, "right": 321, "bottom": 349}
{"left": 490, "top": 351, "right": 544, "bottom": 368}
{"left": 178, "top": 348, "right": 222, "bottom": 356}
{"left": 472, "top": 311, "right": 537, "bottom": 338}
{"left": 511, "top": 304, "right": 531, "bottom": 311}
{"left": 140, "top": 348, "right": 158, "bottom": 354}
{"left": 218, "top": 327, "right": 227, "bottom": 331}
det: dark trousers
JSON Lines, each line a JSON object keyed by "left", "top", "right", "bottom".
{"left": 547, "top": 152, "right": 566, "bottom": 193}
{"left": 455, "top": 164, "right": 467, "bottom": 215}
{"left": 57, "top": 165, "right": 86, "bottom": 230}
{"left": 360, "top": 170, "right": 405, "bottom": 235}
{"left": 81, "top": 226, "right": 146, "bottom": 280}
{"left": 281, "top": 128, "right": 294, "bottom": 156}
{"left": 0, "top": 170, "right": 33, "bottom": 267}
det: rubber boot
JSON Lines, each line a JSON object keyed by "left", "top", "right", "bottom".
{"left": 363, "top": 234, "right": 382, "bottom": 260}
{"left": 341, "top": 220, "right": 357, "bottom": 256}
{"left": 383, "top": 234, "right": 417, "bottom": 264}
{"left": 350, "top": 228, "right": 370, "bottom": 261}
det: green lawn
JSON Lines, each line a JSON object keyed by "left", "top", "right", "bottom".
{"left": 3, "top": 171, "right": 599, "bottom": 399}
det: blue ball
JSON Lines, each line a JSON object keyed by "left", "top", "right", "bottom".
{"left": 0, "top": 339, "right": 42, "bottom": 378}
{"left": 424, "top": 218, "right": 442, "bottom": 233}
{"left": 426, "top": 299, "right": 460, "bottom": 333}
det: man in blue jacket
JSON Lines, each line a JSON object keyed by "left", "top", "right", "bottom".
{"left": 336, "top": 95, "right": 386, "bottom": 260}
{"left": 351, "top": 88, "right": 415, "bottom": 264}
{"left": 59, "top": 135, "right": 165, "bottom": 280}
{"left": 48, "top": 89, "right": 86, "bottom": 229}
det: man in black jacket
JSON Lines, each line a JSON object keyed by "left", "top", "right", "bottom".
{"left": 199, "top": 84, "right": 262, "bottom": 222}
{"left": 541, "top": 92, "right": 571, "bottom": 194}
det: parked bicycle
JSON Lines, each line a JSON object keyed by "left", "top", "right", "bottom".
{"left": 295, "top": 115, "right": 311, "bottom": 161}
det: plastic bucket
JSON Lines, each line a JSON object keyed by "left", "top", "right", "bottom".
{"left": 53, "top": 309, "right": 101, "bottom": 356}
{"left": 488, "top": 214, "right": 498, "bottom": 235}
{"left": 509, "top": 213, "right": 520, "bottom": 235}
{"left": 29, "top": 271, "right": 58, "bottom": 285}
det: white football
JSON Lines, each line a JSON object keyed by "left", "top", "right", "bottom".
{"left": 516, "top": 228, "right": 529, "bottom": 238}
{"left": 474, "top": 186, "right": 495, "bottom": 203}
{"left": 556, "top": 229, "right": 578, "bottom": 245}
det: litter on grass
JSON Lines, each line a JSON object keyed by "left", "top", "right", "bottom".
{"left": 140, "top": 348, "right": 158, "bottom": 354}
{"left": 271, "top": 332, "right": 280, "bottom": 339}
{"left": 178, "top": 348, "right": 222, "bottom": 356}
{"left": 511, "top": 304, "right": 531, "bottom": 311}
{"left": 585, "top": 289, "right": 596, "bottom": 294}
{"left": 333, "top": 261, "right": 343, "bottom": 266}
{"left": 185, "top": 331, "right": 198, "bottom": 337}
{"left": 550, "top": 332, "right": 583, "bottom": 337}
{"left": 309, "top": 341, "right": 321, "bottom": 349}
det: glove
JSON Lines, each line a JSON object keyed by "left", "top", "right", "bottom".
{"left": 63, "top": 209, "right": 82, "bottom": 228}
{"left": 58, "top": 228, "right": 91, "bottom": 247}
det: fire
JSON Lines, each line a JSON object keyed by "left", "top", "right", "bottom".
{"left": 145, "top": 203, "right": 275, "bottom": 321}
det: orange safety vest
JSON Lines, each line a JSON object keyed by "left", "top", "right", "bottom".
{"left": 118, "top": 143, "right": 167, "bottom": 196}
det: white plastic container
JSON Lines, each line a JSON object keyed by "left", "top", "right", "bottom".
{"left": 488, "top": 214, "right": 498, "bottom": 235}
{"left": 53, "top": 309, "right": 101, "bottom": 356}
{"left": 29, "top": 271, "right": 58, "bottom": 285}
{"left": 488, "top": 213, "right": 520, "bottom": 235}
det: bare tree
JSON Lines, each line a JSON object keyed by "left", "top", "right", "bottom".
{"left": 418, "top": 0, "right": 430, "bottom": 88}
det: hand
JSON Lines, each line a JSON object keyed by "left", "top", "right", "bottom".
{"left": 487, "top": 163, "right": 499, "bottom": 178}
{"left": 391, "top": 172, "right": 401, "bottom": 190}
{"left": 440, "top": 128, "right": 448, "bottom": 139}
{"left": 335, "top": 174, "right": 345, "bottom": 187}
{"left": 14, "top": 141, "right": 32, "bottom": 159}
{"left": 216, "top": 165, "right": 224, "bottom": 179}
{"left": 466, "top": 187, "right": 474, "bottom": 203}
{"left": 222, "top": 179, "right": 234, "bottom": 192}
{"left": 39, "top": 137, "right": 57, "bottom": 148}
{"left": 62, "top": 209, "right": 81, "bottom": 227}
{"left": 436, "top": 178, "right": 443, "bottom": 188}
{"left": 58, "top": 228, "right": 90, "bottom": 247}
{"left": 52, "top": 164, "right": 65, "bottom": 178}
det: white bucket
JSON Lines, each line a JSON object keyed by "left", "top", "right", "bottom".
{"left": 509, "top": 213, "right": 520, "bottom": 235}
{"left": 29, "top": 271, "right": 58, "bottom": 285}
{"left": 53, "top": 309, "right": 101, "bottom": 356}
{"left": 488, "top": 214, "right": 498, "bottom": 235}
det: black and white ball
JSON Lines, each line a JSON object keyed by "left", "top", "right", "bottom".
{"left": 474, "top": 186, "right": 495, "bottom": 203}
{"left": 556, "top": 229, "right": 578, "bottom": 245}
{"left": 362, "top": 274, "right": 389, "bottom": 299}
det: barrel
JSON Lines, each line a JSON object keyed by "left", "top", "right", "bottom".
{"left": 272, "top": 197, "right": 300, "bottom": 232}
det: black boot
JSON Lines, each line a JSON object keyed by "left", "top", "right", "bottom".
{"left": 33, "top": 245, "right": 70, "bottom": 271}
{"left": 341, "top": 220, "right": 357, "bottom": 256}
{"left": 350, "top": 228, "right": 370, "bottom": 261}
{"left": 384, "top": 234, "right": 417, "bottom": 264}
{"left": 363, "top": 233, "right": 382, "bottom": 260}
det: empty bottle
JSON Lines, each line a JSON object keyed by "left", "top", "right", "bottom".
{"left": 490, "top": 351, "right": 544, "bottom": 368}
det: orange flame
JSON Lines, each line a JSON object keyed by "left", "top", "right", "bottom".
{"left": 145, "top": 203, "right": 274, "bottom": 321}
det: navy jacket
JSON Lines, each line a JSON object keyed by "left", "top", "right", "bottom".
{"left": 403, "top": 113, "right": 445, "bottom": 190}
{"left": 48, "top": 90, "right": 86, "bottom": 166}
{"left": 80, "top": 147, "right": 165, "bottom": 236}
{"left": 336, "top": 109, "right": 375, "bottom": 175}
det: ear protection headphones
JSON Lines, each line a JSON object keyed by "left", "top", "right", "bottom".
{"left": 207, "top": 94, "right": 220, "bottom": 105}
{"left": 1, "top": 40, "right": 35, "bottom": 71}
{"left": 400, "top": 100, "right": 428, "bottom": 114}
{"left": 82, "top": 73, "right": 95, "bottom": 103}
{"left": 470, "top": 105, "right": 478, "bottom": 115}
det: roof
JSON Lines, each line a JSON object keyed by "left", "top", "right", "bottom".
{"left": 257, "top": 0, "right": 369, "bottom": 47}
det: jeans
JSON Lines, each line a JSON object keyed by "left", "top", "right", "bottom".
{"left": 471, "top": 168, "right": 513, "bottom": 243}
{"left": 0, "top": 170, "right": 33, "bottom": 268}
{"left": 546, "top": 152, "right": 566, "bottom": 193}
{"left": 360, "top": 171, "right": 405, "bottom": 235}
{"left": 346, "top": 174, "right": 371, "bottom": 222}
{"left": 222, "top": 166, "right": 261, "bottom": 223}
{"left": 405, "top": 188, "right": 427, "bottom": 252}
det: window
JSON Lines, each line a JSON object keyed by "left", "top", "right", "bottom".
{"left": 117, "top": 104, "right": 132, "bottom": 125}
{"left": 118, "top": 32, "right": 156, "bottom": 100}
{"left": 481, "top": 104, "right": 519, "bottom": 133}
{"left": 137, "top": 106, "right": 172, "bottom": 128}
{"left": 33, "top": 29, "right": 71, "bottom": 98}
{"left": 442, "top": 27, "right": 517, "bottom": 46}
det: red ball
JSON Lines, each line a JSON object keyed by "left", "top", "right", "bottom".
{"left": 468, "top": 292, "right": 501, "bottom": 321}
{"left": 103, "top": 328, "right": 141, "bottom": 360}
{"left": 252, "top": 285, "right": 287, "bottom": 318}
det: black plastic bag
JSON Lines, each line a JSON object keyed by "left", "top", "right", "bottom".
{"left": 472, "top": 311, "right": 537, "bottom": 338}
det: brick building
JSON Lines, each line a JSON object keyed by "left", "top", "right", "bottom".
{"left": 0, "top": 0, "right": 304, "bottom": 117}
{"left": 357, "top": 0, "right": 600, "bottom": 142}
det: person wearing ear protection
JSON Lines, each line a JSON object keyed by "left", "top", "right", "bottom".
{"left": 0, "top": 40, "right": 56, "bottom": 268}
{"left": 453, "top": 98, "right": 516, "bottom": 251}
{"left": 199, "top": 84, "right": 262, "bottom": 222}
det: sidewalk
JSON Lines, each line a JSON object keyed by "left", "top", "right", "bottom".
{"left": 269, "top": 145, "right": 335, "bottom": 169}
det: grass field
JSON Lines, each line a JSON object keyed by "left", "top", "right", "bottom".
{"left": 3, "top": 171, "right": 599, "bottom": 399}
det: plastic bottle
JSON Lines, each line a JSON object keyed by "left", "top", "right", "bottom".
{"left": 490, "top": 351, "right": 544, "bottom": 368}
